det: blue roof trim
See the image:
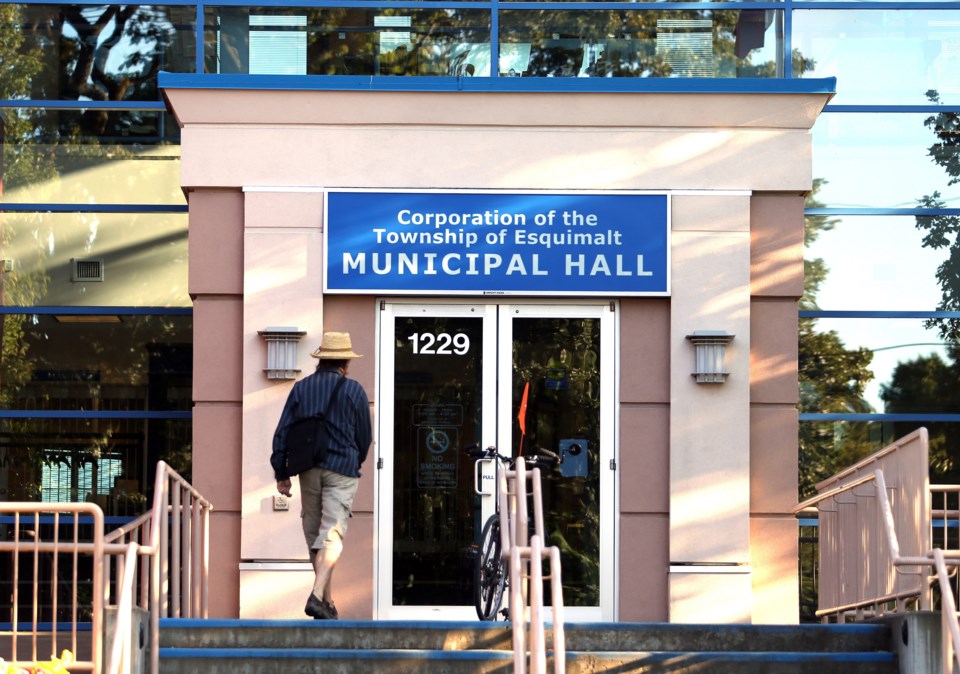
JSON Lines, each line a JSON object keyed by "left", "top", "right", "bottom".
{"left": 800, "top": 310, "right": 960, "bottom": 318}
{"left": 0, "top": 99, "right": 167, "bottom": 110}
{"left": 806, "top": 207, "right": 960, "bottom": 216}
{"left": 158, "top": 72, "right": 837, "bottom": 96}
{"left": 0, "top": 306, "right": 191, "bottom": 315}
{"left": 0, "top": 411, "right": 191, "bottom": 420}
{"left": 800, "top": 413, "right": 960, "bottom": 422}
{"left": 0, "top": 204, "right": 186, "bottom": 213}
{"left": 826, "top": 104, "right": 960, "bottom": 113}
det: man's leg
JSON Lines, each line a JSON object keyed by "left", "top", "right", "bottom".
{"left": 311, "top": 542, "right": 341, "bottom": 600}
{"left": 307, "top": 548, "right": 334, "bottom": 603}
{"left": 307, "top": 471, "right": 358, "bottom": 617}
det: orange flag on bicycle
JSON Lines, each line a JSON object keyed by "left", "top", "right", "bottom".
{"left": 518, "top": 381, "right": 530, "bottom": 436}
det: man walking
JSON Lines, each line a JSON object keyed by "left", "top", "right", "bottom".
{"left": 271, "top": 331, "right": 372, "bottom": 620}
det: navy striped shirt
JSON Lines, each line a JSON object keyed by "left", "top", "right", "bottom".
{"left": 271, "top": 366, "right": 372, "bottom": 480}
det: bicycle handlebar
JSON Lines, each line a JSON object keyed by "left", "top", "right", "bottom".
{"left": 463, "top": 443, "right": 561, "bottom": 467}
{"left": 464, "top": 444, "right": 494, "bottom": 459}
{"left": 528, "top": 446, "right": 561, "bottom": 467}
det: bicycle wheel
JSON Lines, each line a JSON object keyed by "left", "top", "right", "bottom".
{"left": 474, "top": 513, "right": 506, "bottom": 621}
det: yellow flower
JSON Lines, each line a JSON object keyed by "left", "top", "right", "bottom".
{"left": 1, "top": 650, "right": 74, "bottom": 674}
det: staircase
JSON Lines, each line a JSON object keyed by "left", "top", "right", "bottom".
{"left": 158, "top": 618, "right": 897, "bottom": 673}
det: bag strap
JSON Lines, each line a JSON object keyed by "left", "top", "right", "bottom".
{"left": 300, "top": 374, "right": 347, "bottom": 423}
{"left": 324, "top": 374, "right": 347, "bottom": 417}
{"left": 278, "top": 374, "right": 348, "bottom": 478}
{"left": 288, "top": 373, "right": 347, "bottom": 428}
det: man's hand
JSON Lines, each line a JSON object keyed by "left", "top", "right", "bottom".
{"left": 277, "top": 479, "right": 292, "bottom": 497}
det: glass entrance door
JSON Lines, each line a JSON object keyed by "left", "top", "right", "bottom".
{"left": 376, "top": 302, "right": 615, "bottom": 620}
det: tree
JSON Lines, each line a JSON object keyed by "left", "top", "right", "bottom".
{"left": 798, "top": 179, "right": 876, "bottom": 498}
{"left": 1, "top": 6, "right": 190, "bottom": 502}
{"left": 881, "top": 349, "right": 960, "bottom": 484}
{"left": 238, "top": 7, "right": 809, "bottom": 78}
{"left": 917, "top": 90, "right": 960, "bottom": 341}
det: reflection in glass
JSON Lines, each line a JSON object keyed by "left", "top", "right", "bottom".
{"left": 800, "top": 420, "right": 960, "bottom": 494}
{"left": 202, "top": 6, "right": 784, "bottom": 78}
{"left": 6, "top": 5, "right": 196, "bottom": 102}
{"left": 793, "top": 9, "right": 960, "bottom": 105}
{"left": 0, "top": 417, "right": 191, "bottom": 505}
{"left": 0, "top": 310, "right": 192, "bottom": 508}
{"left": 391, "top": 315, "right": 483, "bottom": 607}
{"left": 513, "top": 317, "right": 600, "bottom": 607}
{"left": 813, "top": 113, "right": 960, "bottom": 209}
{"left": 803, "top": 215, "right": 945, "bottom": 311}
{"left": 500, "top": 9, "right": 783, "bottom": 78}
{"left": 0, "top": 313, "right": 192, "bottom": 412}
{"left": 1, "top": 110, "right": 182, "bottom": 205}
{"left": 0, "top": 212, "right": 188, "bottom": 307}
{"left": 205, "top": 7, "right": 491, "bottom": 75}
{"left": 800, "top": 318, "right": 952, "bottom": 419}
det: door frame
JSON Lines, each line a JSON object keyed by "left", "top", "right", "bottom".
{"left": 373, "top": 298, "right": 620, "bottom": 621}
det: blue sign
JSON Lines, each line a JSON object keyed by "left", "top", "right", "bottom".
{"left": 324, "top": 190, "right": 670, "bottom": 296}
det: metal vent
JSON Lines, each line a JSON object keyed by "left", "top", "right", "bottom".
{"left": 71, "top": 258, "right": 104, "bottom": 282}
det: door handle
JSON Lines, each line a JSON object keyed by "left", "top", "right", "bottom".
{"left": 474, "top": 458, "right": 494, "bottom": 496}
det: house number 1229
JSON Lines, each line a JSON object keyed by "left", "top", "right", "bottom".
{"left": 408, "top": 333, "right": 470, "bottom": 355}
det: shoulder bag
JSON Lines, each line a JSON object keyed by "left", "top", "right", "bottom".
{"left": 283, "top": 375, "right": 347, "bottom": 477}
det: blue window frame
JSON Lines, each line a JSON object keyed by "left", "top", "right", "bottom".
{"left": 5, "top": 0, "right": 960, "bottom": 500}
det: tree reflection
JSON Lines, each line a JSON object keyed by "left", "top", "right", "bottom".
{"left": 799, "top": 180, "right": 876, "bottom": 499}
{"left": 1, "top": 4, "right": 192, "bottom": 504}
{"left": 500, "top": 9, "right": 805, "bottom": 79}
{"left": 513, "top": 318, "right": 600, "bottom": 607}
{"left": 207, "top": 7, "right": 805, "bottom": 79}
{"left": 881, "top": 348, "right": 960, "bottom": 484}
{"left": 917, "top": 90, "right": 960, "bottom": 342}
{"left": 888, "top": 89, "right": 960, "bottom": 485}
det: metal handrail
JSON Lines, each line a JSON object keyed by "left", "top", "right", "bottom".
{"left": 0, "top": 462, "right": 212, "bottom": 674}
{"left": 0, "top": 503, "right": 105, "bottom": 672}
{"left": 499, "top": 459, "right": 566, "bottom": 674}
{"left": 105, "top": 543, "right": 139, "bottom": 674}
{"left": 797, "top": 467, "right": 960, "bottom": 674}
{"left": 933, "top": 549, "right": 960, "bottom": 673}
{"left": 102, "top": 461, "right": 213, "bottom": 674}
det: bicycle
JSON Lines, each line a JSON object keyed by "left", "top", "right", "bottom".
{"left": 466, "top": 443, "right": 560, "bottom": 621}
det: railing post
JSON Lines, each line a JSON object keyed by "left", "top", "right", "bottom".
{"left": 92, "top": 507, "right": 105, "bottom": 674}
{"left": 529, "top": 535, "right": 545, "bottom": 674}
{"left": 510, "top": 546, "right": 526, "bottom": 674}
{"left": 202, "top": 504, "right": 210, "bottom": 618}
{"left": 171, "top": 481, "right": 181, "bottom": 618}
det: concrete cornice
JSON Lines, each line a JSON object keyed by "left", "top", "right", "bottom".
{"left": 160, "top": 73, "right": 835, "bottom": 131}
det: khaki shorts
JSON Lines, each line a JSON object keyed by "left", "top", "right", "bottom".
{"left": 298, "top": 468, "right": 359, "bottom": 554}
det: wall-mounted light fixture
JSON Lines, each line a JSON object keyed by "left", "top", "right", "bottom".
{"left": 685, "top": 330, "right": 734, "bottom": 384}
{"left": 258, "top": 327, "right": 306, "bottom": 380}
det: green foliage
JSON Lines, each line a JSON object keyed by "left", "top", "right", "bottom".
{"left": 798, "top": 180, "right": 876, "bottom": 498}
{"left": 798, "top": 319, "right": 875, "bottom": 497}
{"left": 917, "top": 90, "right": 960, "bottom": 340}
{"left": 295, "top": 8, "right": 792, "bottom": 77}
{"left": 881, "top": 349, "right": 960, "bottom": 483}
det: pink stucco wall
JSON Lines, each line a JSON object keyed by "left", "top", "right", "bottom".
{"left": 172, "top": 86, "right": 827, "bottom": 622}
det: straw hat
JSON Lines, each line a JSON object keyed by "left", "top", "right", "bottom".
{"left": 311, "top": 331, "right": 363, "bottom": 360}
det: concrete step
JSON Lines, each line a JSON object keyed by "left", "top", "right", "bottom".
{"left": 159, "top": 618, "right": 891, "bottom": 652}
{"left": 157, "top": 619, "right": 898, "bottom": 674}
{"left": 158, "top": 647, "right": 896, "bottom": 674}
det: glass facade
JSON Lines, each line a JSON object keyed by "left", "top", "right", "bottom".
{"left": 2, "top": 0, "right": 957, "bottom": 552}
{"left": 0, "top": 3, "right": 189, "bottom": 510}
{"left": 794, "top": 6, "right": 960, "bottom": 500}
{"left": 202, "top": 6, "right": 784, "bottom": 77}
